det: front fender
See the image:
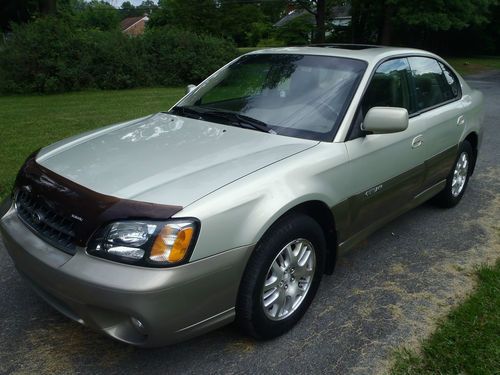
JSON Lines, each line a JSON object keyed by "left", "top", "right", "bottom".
{"left": 177, "top": 142, "right": 350, "bottom": 261}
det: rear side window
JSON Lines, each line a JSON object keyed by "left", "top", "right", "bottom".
{"left": 439, "top": 62, "right": 461, "bottom": 99}
{"left": 408, "top": 57, "right": 459, "bottom": 112}
{"left": 362, "top": 58, "right": 413, "bottom": 115}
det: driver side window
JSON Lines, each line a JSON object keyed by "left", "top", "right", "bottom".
{"left": 363, "top": 58, "right": 413, "bottom": 115}
{"left": 349, "top": 58, "right": 413, "bottom": 139}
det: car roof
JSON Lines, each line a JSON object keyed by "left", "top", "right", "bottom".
{"left": 246, "top": 45, "right": 437, "bottom": 64}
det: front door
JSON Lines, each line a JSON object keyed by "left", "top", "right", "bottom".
{"left": 344, "top": 57, "right": 427, "bottom": 238}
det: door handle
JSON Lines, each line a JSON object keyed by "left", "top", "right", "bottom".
{"left": 412, "top": 135, "right": 424, "bottom": 149}
{"left": 457, "top": 115, "right": 465, "bottom": 126}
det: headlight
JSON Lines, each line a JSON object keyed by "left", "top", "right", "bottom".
{"left": 87, "top": 219, "right": 199, "bottom": 267}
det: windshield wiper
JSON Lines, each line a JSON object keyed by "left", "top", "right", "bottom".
{"left": 170, "top": 105, "right": 206, "bottom": 120}
{"left": 171, "top": 106, "right": 274, "bottom": 134}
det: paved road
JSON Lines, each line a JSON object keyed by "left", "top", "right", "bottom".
{"left": 1, "top": 72, "right": 499, "bottom": 375}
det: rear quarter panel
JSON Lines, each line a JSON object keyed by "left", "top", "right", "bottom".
{"left": 461, "top": 86, "right": 484, "bottom": 147}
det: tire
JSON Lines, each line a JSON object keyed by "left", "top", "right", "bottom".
{"left": 432, "top": 140, "right": 474, "bottom": 208}
{"left": 236, "top": 214, "right": 326, "bottom": 339}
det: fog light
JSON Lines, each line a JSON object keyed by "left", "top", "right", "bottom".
{"left": 130, "top": 317, "right": 146, "bottom": 334}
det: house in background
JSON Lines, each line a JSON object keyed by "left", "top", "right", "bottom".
{"left": 121, "top": 15, "right": 149, "bottom": 36}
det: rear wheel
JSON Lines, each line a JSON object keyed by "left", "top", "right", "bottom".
{"left": 236, "top": 214, "right": 325, "bottom": 339}
{"left": 432, "top": 140, "right": 474, "bottom": 208}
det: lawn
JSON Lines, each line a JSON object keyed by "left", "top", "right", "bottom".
{"left": 0, "top": 87, "right": 185, "bottom": 199}
{"left": 391, "top": 260, "right": 500, "bottom": 374}
{"left": 446, "top": 56, "right": 500, "bottom": 75}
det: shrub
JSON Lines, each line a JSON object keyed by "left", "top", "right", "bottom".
{"left": 0, "top": 17, "right": 238, "bottom": 94}
{"left": 144, "top": 28, "right": 239, "bottom": 86}
{"left": 0, "top": 17, "right": 83, "bottom": 93}
{"left": 82, "top": 30, "right": 152, "bottom": 89}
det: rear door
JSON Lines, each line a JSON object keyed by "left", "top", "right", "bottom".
{"left": 344, "top": 57, "right": 427, "bottom": 237}
{"left": 407, "top": 57, "right": 464, "bottom": 190}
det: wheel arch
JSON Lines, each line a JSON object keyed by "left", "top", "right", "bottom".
{"left": 464, "top": 132, "right": 479, "bottom": 175}
{"left": 255, "top": 200, "right": 338, "bottom": 275}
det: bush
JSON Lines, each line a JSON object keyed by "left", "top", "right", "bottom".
{"left": 0, "top": 17, "right": 81, "bottom": 93}
{"left": 144, "top": 28, "right": 239, "bottom": 86}
{"left": 0, "top": 17, "right": 238, "bottom": 94}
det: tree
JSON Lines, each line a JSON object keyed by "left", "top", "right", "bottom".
{"left": 120, "top": 1, "right": 142, "bottom": 18}
{"left": 75, "top": 0, "right": 120, "bottom": 31}
{"left": 289, "top": 0, "right": 327, "bottom": 43}
{"left": 275, "top": 13, "right": 315, "bottom": 45}
{"left": 139, "top": 0, "right": 158, "bottom": 15}
{"left": 148, "top": 0, "right": 220, "bottom": 34}
{"left": 260, "top": 0, "right": 288, "bottom": 24}
{"left": 351, "top": 0, "right": 499, "bottom": 45}
{"left": 218, "top": 1, "right": 269, "bottom": 46}
{"left": 1, "top": 0, "right": 61, "bottom": 31}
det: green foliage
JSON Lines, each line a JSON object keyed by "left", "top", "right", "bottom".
{"left": 275, "top": 14, "right": 314, "bottom": 45}
{"left": 393, "top": 0, "right": 497, "bottom": 31}
{"left": 351, "top": 0, "right": 499, "bottom": 45}
{"left": 0, "top": 17, "right": 83, "bottom": 93}
{"left": 260, "top": 0, "right": 288, "bottom": 24}
{"left": 143, "top": 28, "right": 239, "bottom": 86}
{"left": 74, "top": 0, "right": 120, "bottom": 31}
{"left": 0, "top": 16, "right": 237, "bottom": 94}
{"left": 120, "top": 1, "right": 143, "bottom": 18}
{"left": 218, "top": 2, "right": 268, "bottom": 47}
{"left": 148, "top": 0, "right": 220, "bottom": 35}
{"left": 148, "top": 0, "right": 279, "bottom": 47}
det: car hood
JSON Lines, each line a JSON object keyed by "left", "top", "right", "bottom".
{"left": 37, "top": 113, "right": 318, "bottom": 207}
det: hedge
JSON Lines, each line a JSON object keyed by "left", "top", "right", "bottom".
{"left": 0, "top": 17, "right": 239, "bottom": 94}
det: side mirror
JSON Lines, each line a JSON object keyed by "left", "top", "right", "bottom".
{"left": 362, "top": 107, "right": 409, "bottom": 134}
{"left": 186, "top": 84, "right": 197, "bottom": 94}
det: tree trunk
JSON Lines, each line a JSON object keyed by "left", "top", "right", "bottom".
{"left": 314, "top": 0, "right": 326, "bottom": 43}
{"left": 378, "top": 2, "right": 393, "bottom": 45}
{"left": 351, "top": 0, "right": 360, "bottom": 43}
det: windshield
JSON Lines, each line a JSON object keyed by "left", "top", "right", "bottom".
{"left": 175, "top": 53, "right": 367, "bottom": 141}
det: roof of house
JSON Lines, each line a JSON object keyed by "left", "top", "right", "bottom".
{"left": 121, "top": 16, "right": 147, "bottom": 31}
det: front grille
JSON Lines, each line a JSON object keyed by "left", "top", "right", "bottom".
{"left": 16, "top": 190, "right": 77, "bottom": 255}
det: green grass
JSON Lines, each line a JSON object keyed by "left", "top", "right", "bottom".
{"left": 442, "top": 57, "right": 500, "bottom": 76}
{"left": 391, "top": 260, "right": 500, "bottom": 375}
{"left": 0, "top": 87, "right": 185, "bottom": 199}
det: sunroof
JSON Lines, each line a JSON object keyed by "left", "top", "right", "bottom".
{"left": 311, "top": 44, "right": 382, "bottom": 50}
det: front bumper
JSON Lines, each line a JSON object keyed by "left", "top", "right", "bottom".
{"left": 0, "top": 201, "right": 253, "bottom": 347}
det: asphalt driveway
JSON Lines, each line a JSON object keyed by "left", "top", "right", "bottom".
{"left": 0, "top": 72, "right": 499, "bottom": 375}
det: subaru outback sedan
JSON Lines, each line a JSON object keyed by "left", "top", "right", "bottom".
{"left": 0, "top": 45, "right": 483, "bottom": 347}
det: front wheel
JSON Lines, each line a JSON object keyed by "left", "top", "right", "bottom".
{"left": 432, "top": 140, "right": 474, "bottom": 208}
{"left": 236, "top": 214, "right": 326, "bottom": 339}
